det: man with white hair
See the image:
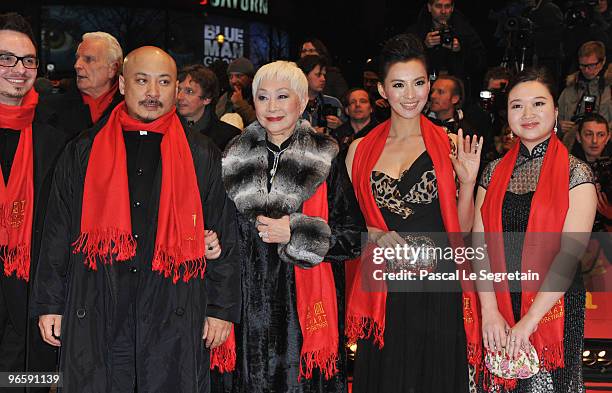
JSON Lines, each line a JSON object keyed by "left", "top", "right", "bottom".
{"left": 48, "top": 31, "right": 123, "bottom": 136}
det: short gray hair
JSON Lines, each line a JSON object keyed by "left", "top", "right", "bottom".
{"left": 252, "top": 61, "right": 308, "bottom": 103}
{"left": 81, "top": 32, "right": 123, "bottom": 67}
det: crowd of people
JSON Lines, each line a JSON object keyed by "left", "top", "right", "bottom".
{"left": 0, "top": 0, "right": 611, "bottom": 392}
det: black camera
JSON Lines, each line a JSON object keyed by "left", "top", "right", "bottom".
{"left": 317, "top": 104, "right": 341, "bottom": 130}
{"left": 571, "top": 95, "right": 597, "bottom": 122}
{"left": 439, "top": 25, "right": 454, "bottom": 46}
{"left": 565, "top": 0, "right": 598, "bottom": 29}
{"left": 480, "top": 90, "right": 495, "bottom": 112}
{"left": 584, "top": 95, "right": 596, "bottom": 114}
{"left": 591, "top": 157, "right": 612, "bottom": 200}
{"left": 322, "top": 104, "right": 340, "bottom": 118}
{"left": 479, "top": 88, "right": 507, "bottom": 113}
{"left": 503, "top": 16, "right": 533, "bottom": 46}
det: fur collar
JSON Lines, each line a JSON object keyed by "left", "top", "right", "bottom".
{"left": 222, "top": 119, "right": 338, "bottom": 220}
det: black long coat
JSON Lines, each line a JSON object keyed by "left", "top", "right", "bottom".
{"left": 218, "top": 120, "right": 365, "bottom": 393}
{"left": 30, "top": 118, "right": 241, "bottom": 393}
{"left": 0, "top": 102, "right": 69, "bottom": 381}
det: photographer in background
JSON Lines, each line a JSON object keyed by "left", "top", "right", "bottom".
{"left": 363, "top": 59, "right": 390, "bottom": 121}
{"left": 332, "top": 88, "right": 378, "bottom": 151}
{"left": 562, "top": 0, "right": 611, "bottom": 77}
{"left": 427, "top": 75, "right": 472, "bottom": 132}
{"left": 427, "top": 74, "right": 497, "bottom": 165}
{"left": 297, "top": 55, "right": 345, "bottom": 133}
{"left": 407, "top": 0, "right": 486, "bottom": 98}
{"left": 559, "top": 41, "right": 612, "bottom": 138}
{"left": 596, "top": 0, "right": 612, "bottom": 32}
{"left": 573, "top": 113, "right": 612, "bottom": 231}
{"left": 475, "top": 67, "right": 513, "bottom": 160}
{"left": 526, "top": 0, "right": 564, "bottom": 81}
{"left": 298, "top": 38, "right": 349, "bottom": 101}
{"left": 595, "top": 0, "right": 612, "bottom": 59}
{"left": 479, "top": 66, "right": 512, "bottom": 128}
{"left": 490, "top": 1, "right": 563, "bottom": 81}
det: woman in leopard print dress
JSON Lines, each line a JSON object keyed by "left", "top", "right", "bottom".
{"left": 345, "top": 34, "right": 483, "bottom": 393}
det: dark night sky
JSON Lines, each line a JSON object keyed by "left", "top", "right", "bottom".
{"left": 288, "top": 0, "right": 521, "bottom": 86}
{"left": 3, "top": 0, "right": 567, "bottom": 86}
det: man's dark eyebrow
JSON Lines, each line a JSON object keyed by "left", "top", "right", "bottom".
{"left": 0, "top": 50, "right": 37, "bottom": 58}
{"left": 135, "top": 72, "right": 172, "bottom": 78}
{"left": 0, "top": 50, "right": 36, "bottom": 56}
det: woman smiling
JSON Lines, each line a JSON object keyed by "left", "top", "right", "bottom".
{"left": 219, "top": 61, "right": 364, "bottom": 393}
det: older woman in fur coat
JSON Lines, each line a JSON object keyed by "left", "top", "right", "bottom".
{"left": 216, "top": 61, "right": 365, "bottom": 393}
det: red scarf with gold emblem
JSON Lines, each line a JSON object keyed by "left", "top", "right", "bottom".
{"left": 73, "top": 101, "right": 206, "bottom": 283}
{"left": 0, "top": 89, "right": 38, "bottom": 281}
{"left": 345, "top": 116, "right": 481, "bottom": 368}
{"left": 211, "top": 182, "right": 339, "bottom": 380}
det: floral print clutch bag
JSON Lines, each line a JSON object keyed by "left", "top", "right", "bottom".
{"left": 484, "top": 346, "right": 540, "bottom": 379}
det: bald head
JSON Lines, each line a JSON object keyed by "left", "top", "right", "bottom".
{"left": 123, "top": 46, "right": 176, "bottom": 77}
{"left": 119, "top": 46, "right": 178, "bottom": 122}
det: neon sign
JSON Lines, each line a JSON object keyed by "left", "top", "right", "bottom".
{"left": 203, "top": 0, "right": 269, "bottom": 15}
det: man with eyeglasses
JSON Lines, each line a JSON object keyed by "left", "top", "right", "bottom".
{"left": 46, "top": 31, "right": 123, "bottom": 137}
{"left": 559, "top": 41, "right": 612, "bottom": 135}
{"left": 177, "top": 64, "right": 239, "bottom": 150}
{"left": 0, "top": 12, "right": 69, "bottom": 391}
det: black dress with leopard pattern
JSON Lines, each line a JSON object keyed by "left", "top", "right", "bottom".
{"left": 352, "top": 150, "right": 470, "bottom": 393}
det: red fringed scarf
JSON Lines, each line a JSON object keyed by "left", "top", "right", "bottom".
{"left": 211, "top": 182, "right": 339, "bottom": 380}
{"left": 0, "top": 89, "right": 38, "bottom": 281}
{"left": 345, "top": 115, "right": 481, "bottom": 367}
{"left": 480, "top": 134, "right": 568, "bottom": 390}
{"left": 73, "top": 101, "right": 206, "bottom": 283}
{"left": 81, "top": 81, "right": 119, "bottom": 124}
{"left": 210, "top": 325, "right": 236, "bottom": 373}
{"left": 295, "top": 181, "right": 339, "bottom": 379}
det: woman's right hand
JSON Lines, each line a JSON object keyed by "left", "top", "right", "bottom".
{"left": 481, "top": 306, "right": 510, "bottom": 352}
{"left": 256, "top": 215, "right": 291, "bottom": 244}
{"left": 368, "top": 227, "right": 407, "bottom": 248}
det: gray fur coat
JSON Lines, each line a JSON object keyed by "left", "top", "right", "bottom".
{"left": 222, "top": 119, "right": 339, "bottom": 267}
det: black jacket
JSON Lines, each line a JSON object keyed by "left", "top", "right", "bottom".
{"left": 331, "top": 119, "right": 378, "bottom": 151}
{"left": 322, "top": 66, "right": 349, "bottom": 101}
{"left": 181, "top": 106, "right": 240, "bottom": 151}
{"left": 43, "top": 80, "right": 123, "bottom": 137}
{"left": 217, "top": 120, "right": 365, "bottom": 392}
{"left": 0, "top": 101, "right": 70, "bottom": 376}
{"left": 30, "top": 118, "right": 240, "bottom": 392}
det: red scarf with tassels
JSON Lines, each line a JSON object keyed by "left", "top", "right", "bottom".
{"left": 73, "top": 101, "right": 206, "bottom": 283}
{"left": 480, "top": 134, "right": 568, "bottom": 390}
{"left": 81, "top": 81, "right": 119, "bottom": 124}
{"left": 345, "top": 115, "right": 481, "bottom": 367}
{"left": 0, "top": 89, "right": 38, "bottom": 281}
{"left": 211, "top": 182, "right": 339, "bottom": 380}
